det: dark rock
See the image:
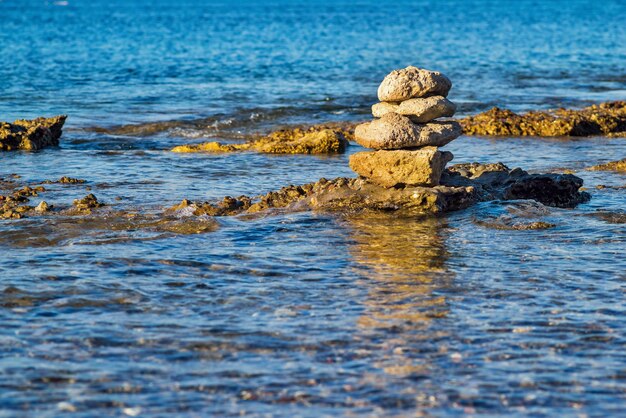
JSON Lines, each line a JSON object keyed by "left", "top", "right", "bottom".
{"left": 502, "top": 173, "right": 591, "bottom": 208}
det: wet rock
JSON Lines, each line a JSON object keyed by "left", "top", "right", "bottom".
{"left": 43, "top": 176, "right": 87, "bottom": 184}
{"left": 377, "top": 66, "right": 452, "bottom": 102}
{"left": 475, "top": 218, "right": 556, "bottom": 230}
{"left": 0, "top": 115, "right": 67, "bottom": 151}
{"left": 170, "top": 195, "right": 253, "bottom": 216}
{"left": 354, "top": 113, "right": 462, "bottom": 150}
{"left": 253, "top": 128, "right": 348, "bottom": 154}
{"left": 72, "top": 194, "right": 104, "bottom": 213}
{"left": 35, "top": 201, "right": 51, "bottom": 212}
{"left": 501, "top": 173, "right": 591, "bottom": 208}
{"left": 174, "top": 163, "right": 589, "bottom": 218}
{"left": 0, "top": 181, "right": 44, "bottom": 219}
{"left": 443, "top": 163, "right": 590, "bottom": 208}
{"left": 349, "top": 147, "right": 454, "bottom": 188}
{"left": 445, "top": 162, "right": 511, "bottom": 179}
{"left": 173, "top": 178, "right": 477, "bottom": 217}
{"left": 587, "top": 158, "right": 626, "bottom": 172}
{"left": 372, "top": 96, "right": 457, "bottom": 123}
{"left": 309, "top": 180, "right": 477, "bottom": 214}
{"left": 171, "top": 142, "right": 251, "bottom": 153}
{"left": 460, "top": 101, "right": 626, "bottom": 137}
{"left": 171, "top": 125, "right": 350, "bottom": 155}
{"left": 588, "top": 210, "right": 626, "bottom": 224}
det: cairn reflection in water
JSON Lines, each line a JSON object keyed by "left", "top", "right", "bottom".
{"left": 343, "top": 214, "right": 454, "bottom": 380}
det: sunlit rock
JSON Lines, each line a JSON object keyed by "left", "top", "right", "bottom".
{"left": 377, "top": 66, "right": 452, "bottom": 101}
{"left": 349, "top": 147, "right": 454, "bottom": 188}
{"left": 354, "top": 113, "right": 461, "bottom": 150}
{"left": 0, "top": 115, "right": 67, "bottom": 151}
{"left": 372, "top": 96, "right": 456, "bottom": 123}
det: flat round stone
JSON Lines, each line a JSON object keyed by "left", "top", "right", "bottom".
{"left": 372, "top": 96, "right": 456, "bottom": 123}
{"left": 377, "top": 66, "right": 452, "bottom": 101}
{"left": 354, "top": 113, "right": 461, "bottom": 150}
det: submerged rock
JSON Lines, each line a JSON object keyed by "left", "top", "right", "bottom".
{"left": 475, "top": 218, "right": 556, "bottom": 230}
{"left": 372, "top": 96, "right": 457, "bottom": 123}
{"left": 43, "top": 176, "right": 87, "bottom": 184}
{"left": 171, "top": 142, "right": 251, "bottom": 153}
{"left": 354, "top": 113, "right": 462, "bottom": 150}
{"left": 171, "top": 125, "right": 350, "bottom": 155}
{"left": 172, "top": 178, "right": 477, "bottom": 217}
{"left": 587, "top": 210, "right": 626, "bottom": 224}
{"left": 587, "top": 158, "right": 626, "bottom": 172}
{"left": 349, "top": 147, "right": 454, "bottom": 188}
{"left": 377, "top": 66, "right": 452, "bottom": 102}
{"left": 0, "top": 185, "right": 44, "bottom": 219}
{"left": 0, "top": 115, "right": 67, "bottom": 151}
{"left": 173, "top": 163, "right": 589, "bottom": 218}
{"left": 460, "top": 101, "right": 626, "bottom": 137}
{"left": 72, "top": 194, "right": 104, "bottom": 214}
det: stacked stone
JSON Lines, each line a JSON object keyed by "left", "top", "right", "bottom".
{"left": 349, "top": 66, "right": 462, "bottom": 188}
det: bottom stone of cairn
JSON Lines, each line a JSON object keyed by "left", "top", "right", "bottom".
{"left": 349, "top": 147, "right": 454, "bottom": 188}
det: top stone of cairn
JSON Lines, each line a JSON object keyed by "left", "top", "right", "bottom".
{"left": 377, "top": 66, "right": 452, "bottom": 102}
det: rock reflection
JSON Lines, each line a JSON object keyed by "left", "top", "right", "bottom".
{"left": 343, "top": 214, "right": 453, "bottom": 378}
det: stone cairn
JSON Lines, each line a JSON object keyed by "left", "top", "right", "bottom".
{"left": 349, "top": 66, "right": 462, "bottom": 188}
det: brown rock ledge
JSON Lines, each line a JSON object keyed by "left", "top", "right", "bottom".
{"left": 0, "top": 116, "right": 67, "bottom": 151}
{"left": 170, "top": 163, "right": 590, "bottom": 218}
{"left": 586, "top": 158, "right": 626, "bottom": 172}
{"left": 171, "top": 124, "right": 353, "bottom": 154}
{"left": 460, "top": 101, "right": 626, "bottom": 137}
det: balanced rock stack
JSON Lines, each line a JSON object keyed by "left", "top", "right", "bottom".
{"left": 350, "top": 66, "right": 462, "bottom": 188}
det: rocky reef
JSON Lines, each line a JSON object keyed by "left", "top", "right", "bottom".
{"left": 460, "top": 101, "right": 626, "bottom": 137}
{"left": 172, "top": 123, "right": 353, "bottom": 155}
{"left": 0, "top": 116, "right": 67, "bottom": 151}
{"left": 587, "top": 158, "right": 626, "bottom": 172}
{"left": 0, "top": 174, "right": 102, "bottom": 220}
{"left": 0, "top": 175, "right": 218, "bottom": 238}
{"left": 171, "top": 66, "right": 591, "bottom": 219}
{"left": 170, "top": 163, "right": 590, "bottom": 218}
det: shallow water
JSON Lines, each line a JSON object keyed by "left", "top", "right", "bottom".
{"left": 1, "top": 0, "right": 626, "bottom": 416}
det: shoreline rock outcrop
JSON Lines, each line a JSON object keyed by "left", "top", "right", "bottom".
{"left": 171, "top": 67, "right": 589, "bottom": 219}
{"left": 587, "top": 158, "right": 626, "bottom": 172}
{"left": 171, "top": 124, "right": 353, "bottom": 155}
{"left": 0, "top": 116, "right": 67, "bottom": 151}
{"left": 170, "top": 163, "right": 590, "bottom": 218}
{"left": 460, "top": 101, "right": 626, "bottom": 137}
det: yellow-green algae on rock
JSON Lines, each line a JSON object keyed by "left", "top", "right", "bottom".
{"left": 460, "top": 101, "right": 626, "bottom": 137}
{"left": 171, "top": 125, "right": 352, "bottom": 155}
{"left": 171, "top": 142, "right": 252, "bottom": 153}
{"left": 587, "top": 158, "right": 626, "bottom": 172}
{"left": 0, "top": 116, "right": 67, "bottom": 151}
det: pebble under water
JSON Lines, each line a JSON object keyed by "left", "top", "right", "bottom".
{"left": 1, "top": 0, "right": 626, "bottom": 416}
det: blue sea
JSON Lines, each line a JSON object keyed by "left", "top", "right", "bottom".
{"left": 1, "top": 0, "right": 626, "bottom": 416}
